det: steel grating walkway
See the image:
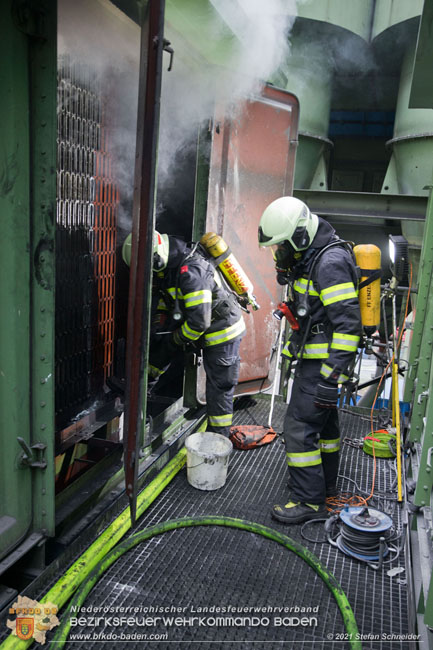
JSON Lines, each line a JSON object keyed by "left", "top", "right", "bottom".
{"left": 50, "top": 398, "right": 410, "bottom": 650}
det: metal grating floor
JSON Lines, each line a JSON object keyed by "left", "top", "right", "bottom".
{"left": 55, "top": 398, "right": 410, "bottom": 650}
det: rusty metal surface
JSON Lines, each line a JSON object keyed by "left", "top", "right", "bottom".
{"left": 205, "top": 85, "right": 299, "bottom": 394}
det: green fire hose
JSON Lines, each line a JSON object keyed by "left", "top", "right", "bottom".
{"left": 50, "top": 516, "right": 362, "bottom": 650}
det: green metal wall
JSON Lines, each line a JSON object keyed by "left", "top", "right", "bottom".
{"left": 372, "top": 0, "right": 424, "bottom": 39}
{"left": 297, "top": 0, "right": 374, "bottom": 38}
{"left": 0, "top": 0, "right": 56, "bottom": 561}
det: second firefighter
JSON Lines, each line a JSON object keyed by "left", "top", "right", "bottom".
{"left": 258, "top": 196, "right": 362, "bottom": 524}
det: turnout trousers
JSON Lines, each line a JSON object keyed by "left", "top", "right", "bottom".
{"left": 203, "top": 337, "right": 242, "bottom": 437}
{"left": 284, "top": 359, "right": 340, "bottom": 504}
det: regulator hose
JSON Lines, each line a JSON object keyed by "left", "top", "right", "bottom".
{"left": 50, "top": 516, "right": 361, "bottom": 650}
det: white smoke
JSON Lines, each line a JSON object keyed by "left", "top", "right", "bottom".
{"left": 57, "top": 0, "right": 299, "bottom": 229}
{"left": 211, "top": 0, "right": 294, "bottom": 83}
{"left": 58, "top": 0, "right": 140, "bottom": 235}
{"left": 158, "top": 0, "right": 298, "bottom": 184}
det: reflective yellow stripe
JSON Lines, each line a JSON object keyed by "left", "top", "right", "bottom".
{"left": 294, "top": 278, "right": 319, "bottom": 297}
{"left": 181, "top": 321, "right": 203, "bottom": 341}
{"left": 320, "top": 363, "right": 332, "bottom": 377}
{"left": 339, "top": 333, "right": 359, "bottom": 342}
{"left": 286, "top": 450, "right": 322, "bottom": 467}
{"left": 166, "top": 287, "right": 183, "bottom": 300}
{"left": 204, "top": 318, "right": 246, "bottom": 346}
{"left": 320, "top": 363, "right": 349, "bottom": 383}
{"left": 183, "top": 289, "right": 212, "bottom": 308}
{"left": 331, "top": 333, "right": 360, "bottom": 352}
{"left": 157, "top": 299, "right": 169, "bottom": 311}
{"left": 282, "top": 342, "right": 329, "bottom": 359}
{"left": 303, "top": 343, "right": 329, "bottom": 359}
{"left": 208, "top": 413, "right": 233, "bottom": 427}
{"left": 320, "top": 282, "right": 358, "bottom": 306}
{"left": 319, "top": 438, "right": 340, "bottom": 453}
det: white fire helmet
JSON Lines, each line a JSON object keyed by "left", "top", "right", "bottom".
{"left": 258, "top": 196, "right": 318, "bottom": 251}
{"left": 152, "top": 231, "right": 169, "bottom": 271}
{"left": 121, "top": 231, "right": 169, "bottom": 271}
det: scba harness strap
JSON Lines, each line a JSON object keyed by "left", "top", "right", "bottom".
{"left": 358, "top": 268, "right": 382, "bottom": 290}
{"left": 197, "top": 243, "right": 250, "bottom": 312}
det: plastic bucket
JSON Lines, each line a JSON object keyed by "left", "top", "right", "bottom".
{"left": 185, "top": 432, "right": 233, "bottom": 490}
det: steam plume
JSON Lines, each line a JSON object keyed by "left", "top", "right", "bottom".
{"left": 57, "top": 0, "right": 299, "bottom": 231}
{"left": 158, "top": 0, "right": 297, "bottom": 183}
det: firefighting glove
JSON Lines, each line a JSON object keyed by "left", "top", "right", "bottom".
{"left": 314, "top": 380, "right": 339, "bottom": 410}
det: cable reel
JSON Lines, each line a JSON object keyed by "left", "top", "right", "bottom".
{"left": 362, "top": 428, "right": 397, "bottom": 459}
{"left": 325, "top": 506, "right": 395, "bottom": 570}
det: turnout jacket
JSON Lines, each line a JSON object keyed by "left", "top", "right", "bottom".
{"left": 282, "top": 218, "right": 362, "bottom": 382}
{"left": 154, "top": 236, "right": 245, "bottom": 347}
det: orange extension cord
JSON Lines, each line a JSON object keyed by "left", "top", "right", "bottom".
{"left": 326, "top": 263, "right": 413, "bottom": 513}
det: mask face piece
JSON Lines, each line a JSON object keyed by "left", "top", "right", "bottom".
{"left": 153, "top": 253, "right": 164, "bottom": 271}
{"left": 271, "top": 241, "right": 299, "bottom": 271}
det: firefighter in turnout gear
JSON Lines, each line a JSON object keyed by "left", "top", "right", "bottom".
{"left": 258, "top": 197, "right": 362, "bottom": 524}
{"left": 124, "top": 231, "right": 246, "bottom": 437}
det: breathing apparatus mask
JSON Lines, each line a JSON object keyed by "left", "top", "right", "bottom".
{"left": 153, "top": 252, "right": 165, "bottom": 271}
{"left": 271, "top": 241, "right": 302, "bottom": 273}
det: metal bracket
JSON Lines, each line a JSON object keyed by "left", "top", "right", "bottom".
{"left": 418, "top": 389, "right": 429, "bottom": 405}
{"left": 163, "top": 39, "right": 174, "bottom": 71}
{"left": 17, "top": 437, "right": 47, "bottom": 469}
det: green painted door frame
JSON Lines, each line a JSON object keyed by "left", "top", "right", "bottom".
{"left": 0, "top": 0, "right": 56, "bottom": 561}
{"left": 28, "top": 0, "right": 57, "bottom": 536}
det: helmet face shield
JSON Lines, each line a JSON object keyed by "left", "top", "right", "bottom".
{"left": 258, "top": 225, "right": 273, "bottom": 245}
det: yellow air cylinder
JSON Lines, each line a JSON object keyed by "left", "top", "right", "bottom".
{"left": 353, "top": 244, "right": 381, "bottom": 335}
{"left": 200, "top": 232, "right": 259, "bottom": 310}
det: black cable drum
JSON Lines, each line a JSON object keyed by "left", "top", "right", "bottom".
{"left": 336, "top": 506, "right": 393, "bottom": 562}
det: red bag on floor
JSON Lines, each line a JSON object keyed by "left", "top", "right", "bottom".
{"left": 229, "top": 425, "right": 277, "bottom": 450}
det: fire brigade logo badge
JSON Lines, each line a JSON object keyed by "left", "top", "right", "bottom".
{"left": 7, "top": 595, "right": 59, "bottom": 644}
{"left": 16, "top": 618, "right": 34, "bottom": 640}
